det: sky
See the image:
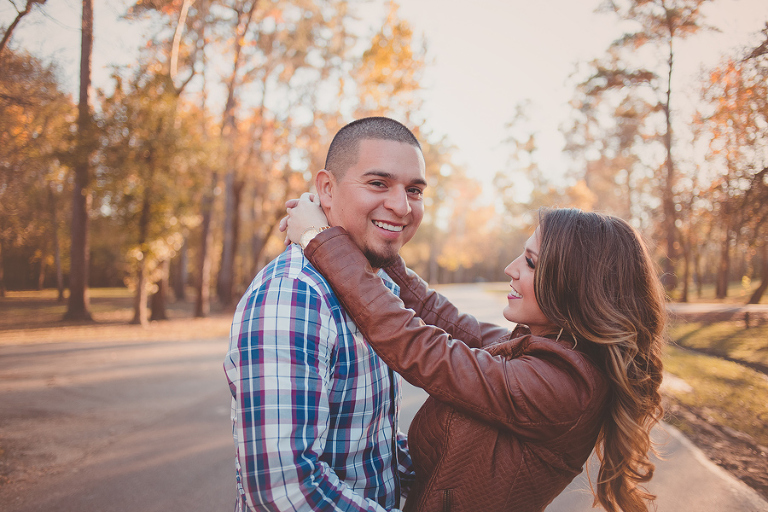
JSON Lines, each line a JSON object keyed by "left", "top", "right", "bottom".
{"left": 395, "top": 0, "right": 768, "bottom": 192}
{"left": 3, "top": 0, "right": 768, "bottom": 195}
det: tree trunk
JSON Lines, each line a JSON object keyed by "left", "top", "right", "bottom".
{"left": 250, "top": 229, "right": 267, "bottom": 279}
{"left": 428, "top": 255, "right": 439, "bottom": 285}
{"left": 694, "top": 252, "right": 702, "bottom": 299}
{"left": 217, "top": 172, "right": 243, "bottom": 306}
{"left": 231, "top": 179, "right": 243, "bottom": 295}
{"left": 131, "top": 188, "right": 152, "bottom": 327}
{"left": 748, "top": 242, "right": 768, "bottom": 304}
{"left": 194, "top": 172, "right": 218, "bottom": 318}
{"left": 150, "top": 258, "right": 170, "bottom": 320}
{"left": 427, "top": 226, "right": 440, "bottom": 285}
{"left": 0, "top": 239, "right": 5, "bottom": 297}
{"left": 680, "top": 233, "right": 690, "bottom": 303}
{"left": 248, "top": 180, "right": 267, "bottom": 279}
{"left": 172, "top": 237, "right": 188, "bottom": 301}
{"left": 716, "top": 229, "right": 731, "bottom": 299}
{"left": 131, "top": 259, "right": 149, "bottom": 326}
{"left": 37, "top": 256, "right": 46, "bottom": 290}
{"left": 49, "top": 185, "right": 64, "bottom": 302}
{"left": 661, "top": 37, "right": 677, "bottom": 291}
{"left": 213, "top": 1, "right": 256, "bottom": 306}
{"left": 64, "top": 0, "right": 94, "bottom": 322}
{"left": 247, "top": 198, "right": 286, "bottom": 281}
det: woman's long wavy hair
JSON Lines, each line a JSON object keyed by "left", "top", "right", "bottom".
{"left": 534, "top": 208, "right": 667, "bottom": 512}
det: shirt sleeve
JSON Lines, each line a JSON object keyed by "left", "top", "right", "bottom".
{"left": 224, "top": 275, "right": 394, "bottom": 512}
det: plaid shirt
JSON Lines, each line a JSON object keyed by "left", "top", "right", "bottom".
{"left": 224, "top": 244, "right": 414, "bottom": 512}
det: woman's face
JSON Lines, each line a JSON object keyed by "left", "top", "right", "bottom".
{"left": 503, "top": 228, "right": 555, "bottom": 336}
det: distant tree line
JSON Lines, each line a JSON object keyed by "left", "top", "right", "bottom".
{"left": 1, "top": 0, "right": 767, "bottom": 328}
{"left": 496, "top": 1, "right": 768, "bottom": 304}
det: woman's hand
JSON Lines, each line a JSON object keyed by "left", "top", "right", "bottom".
{"left": 279, "top": 192, "right": 330, "bottom": 245}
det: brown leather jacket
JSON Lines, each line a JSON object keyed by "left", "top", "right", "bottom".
{"left": 305, "top": 227, "right": 610, "bottom": 512}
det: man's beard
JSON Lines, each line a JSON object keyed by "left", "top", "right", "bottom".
{"left": 363, "top": 245, "right": 399, "bottom": 270}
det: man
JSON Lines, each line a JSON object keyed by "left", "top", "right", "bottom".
{"left": 224, "top": 117, "right": 427, "bottom": 511}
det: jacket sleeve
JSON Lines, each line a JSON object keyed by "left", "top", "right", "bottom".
{"left": 384, "top": 257, "right": 514, "bottom": 349}
{"left": 305, "top": 227, "right": 603, "bottom": 440}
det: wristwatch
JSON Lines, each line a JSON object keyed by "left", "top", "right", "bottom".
{"left": 299, "top": 226, "right": 330, "bottom": 250}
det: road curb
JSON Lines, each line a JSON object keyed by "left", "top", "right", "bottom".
{"left": 660, "top": 421, "right": 768, "bottom": 511}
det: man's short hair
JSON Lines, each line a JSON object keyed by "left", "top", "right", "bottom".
{"left": 324, "top": 117, "right": 421, "bottom": 178}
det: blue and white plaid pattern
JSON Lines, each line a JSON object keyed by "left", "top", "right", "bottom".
{"left": 224, "top": 244, "right": 413, "bottom": 512}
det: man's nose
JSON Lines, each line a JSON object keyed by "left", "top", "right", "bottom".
{"left": 385, "top": 188, "right": 411, "bottom": 217}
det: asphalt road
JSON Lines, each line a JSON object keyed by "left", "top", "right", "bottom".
{"left": 0, "top": 284, "right": 766, "bottom": 511}
{"left": 0, "top": 338, "right": 234, "bottom": 511}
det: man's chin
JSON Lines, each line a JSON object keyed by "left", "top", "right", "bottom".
{"left": 363, "top": 248, "right": 399, "bottom": 269}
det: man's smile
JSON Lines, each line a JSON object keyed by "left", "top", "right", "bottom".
{"left": 373, "top": 220, "right": 404, "bottom": 232}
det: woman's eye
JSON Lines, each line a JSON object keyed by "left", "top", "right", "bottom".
{"left": 525, "top": 256, "right": 535, "bottom": 269}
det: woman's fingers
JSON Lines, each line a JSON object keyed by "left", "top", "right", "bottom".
{"left": 282, "top": 192, "right": 327, "bottom": 245}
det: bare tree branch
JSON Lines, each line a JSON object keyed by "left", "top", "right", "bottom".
{"left": 0, "top": 0, "right": 47, "bottom": 57}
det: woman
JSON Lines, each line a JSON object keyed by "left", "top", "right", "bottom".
{"left": 282, "top": 195, "right": 666, "bottom": 512}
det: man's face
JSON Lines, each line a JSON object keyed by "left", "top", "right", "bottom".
{"left": 318, "top": 138, "right": 427, "bottom": 268}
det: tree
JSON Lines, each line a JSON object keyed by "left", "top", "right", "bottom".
{"left": 0, "top": 0, "right": 47, "bottom": 56}
{"left": 127, "top": 0, "right": 217, "bottom": 317}
{"left": 64, "top": 0, "right": 94, "bottom": 321}
{"left": 214, "top": 0, "right": 372, "bottom": 306}
{"left": 564, "top": 60, "right": 660, "bottom": 226}
{"left": 595, "top": 0, "right": 716, "bottom": 289}
{"left": 211, "top": 0, "right": 257, "bottom": 308}
{"left": 353, "top": 0, "right": 426, "bottom": 123}
{"left": 98, "top": 72, "right": 190, "bottom": 325}
{"left": 432, "top": 172, "right": 495, "bottom": 283}
{"left": 0, "top": 48, "right": 73, "bottom": 296}
{"left": 403, "top": 135, "right": 466, "bottom": 283}
{"left": 743, "top": 167, "right": 768, "bottom": 304}
{"left": 696, "top": 26, "right": 768, "bottom": 300}
{"left": 497, "top": 100, "right": 598, "bottom": 222}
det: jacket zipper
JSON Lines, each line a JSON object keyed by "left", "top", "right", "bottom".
{"left": 442, "top": 489, "right": 453, "bottom": 512}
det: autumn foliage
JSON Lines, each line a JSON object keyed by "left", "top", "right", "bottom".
{"left": 1, "top": 2, "right": 768, "bottom": 323}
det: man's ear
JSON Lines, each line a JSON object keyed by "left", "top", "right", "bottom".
{"left": 315, "top": 169, "right": 334, "bottom": 209}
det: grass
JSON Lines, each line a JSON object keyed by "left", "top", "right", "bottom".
{"left": 663, "top": 344, "right": 768, "bottom": 448}
{"left": 0, "top": 287, "right": 232, "bottom": 344}
{"left": 667, "top": 280, "right": 768, "bottom": 304}
{"left": 0, "top": 288, "right": 143, "bottom": 327}
{"left": 666, "top": 317, "right": 768, "bottom": 449}
{"left": 669, "top": 321, "right": 768, "bottom": 371}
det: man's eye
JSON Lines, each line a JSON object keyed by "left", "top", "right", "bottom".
{"left": 369, "top": 181, "right": 386, "bottom": 188}
{"left": 408, "top": 188, "right": 424, "bottom": 197}
{"left": 525, "top": 256, "right": 535, "bottom": 269}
